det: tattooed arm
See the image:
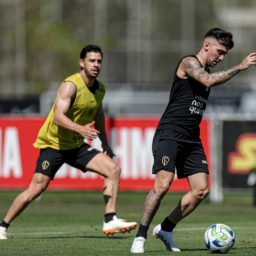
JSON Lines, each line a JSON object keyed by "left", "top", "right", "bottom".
{"left": 180, "top": 52, "right": 256, "bottom": 88}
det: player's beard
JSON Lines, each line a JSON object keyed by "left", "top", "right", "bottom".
{"left": 207, "top": 60, "right": 218, "bottom": 67}
{"left": 84, "top": 67, "right": 100, "bottom": 79}
{"left": 90, "top": 70, "right": 99, "bottom": 79}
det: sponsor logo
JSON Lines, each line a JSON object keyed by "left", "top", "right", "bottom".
{"left": 162, "top": 156, "right": 170, "bottom": 166}
{"left": 42, "top": 160, "right": 50, "bottom": 170}
{"left": 189, "top": 95, "right": 207, "bottom": 115}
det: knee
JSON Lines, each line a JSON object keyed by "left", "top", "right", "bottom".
{"left": 194, "top": 187, "right": 209, "bottom": 201}
{"left": 25, "top": 184, "right": 47, "bottom": 202}
{"left": 202, "top": 187, "right": 209, "bottom": 199}
{"left": 33, "top": 185, "right": 46, "bottom": 197}
{"left": 154, "top": 182, "right": 170, "bottom": 198}
{"left": 114, "top": 164, "right": 121, "bottom": 177}
{"left": 109, "top": 163, "right": 121, "bottom": 179}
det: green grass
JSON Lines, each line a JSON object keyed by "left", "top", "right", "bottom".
{"left": 0, "top": 190, "right": 256, "bottom": 255}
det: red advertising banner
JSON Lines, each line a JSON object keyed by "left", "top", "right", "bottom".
{"left": 0, "top": 116, "right": 211, "bottom": 191}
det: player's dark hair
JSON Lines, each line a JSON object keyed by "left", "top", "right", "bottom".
{"left": 204, "top": 28, "right": 234, "bottom": 49}
{"left": 80, "top": 44, "right": 103, "bottom": 59}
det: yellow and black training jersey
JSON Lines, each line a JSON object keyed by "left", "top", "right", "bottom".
{"left": 33, "top": 73, "right": 105, "bottom": 150}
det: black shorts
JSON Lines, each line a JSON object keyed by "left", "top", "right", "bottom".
{"left": 152, "top": 133, "right": 209, "bottom": 179}
{"left": 34, "top": 144, "right": 100, "bottom": 180}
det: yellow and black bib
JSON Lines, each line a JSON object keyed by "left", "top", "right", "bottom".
{"left": 33, "top": 73, "right": 105, "bottom": 150}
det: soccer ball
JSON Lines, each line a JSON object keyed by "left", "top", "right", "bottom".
{"left": 204, "top": 223, "right": 235, "bottom": 253}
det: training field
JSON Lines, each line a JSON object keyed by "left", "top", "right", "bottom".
{"left": 0, "top": 190, "right": 255, "bottom": 255}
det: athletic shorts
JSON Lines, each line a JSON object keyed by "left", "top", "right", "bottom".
{"left": 34, "top": 144, "right": 100, "bottom": 180}
{"left": 152, "top": 133, "right": 209, "bottom": 179}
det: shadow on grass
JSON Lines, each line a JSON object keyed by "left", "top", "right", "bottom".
{"left": 181, "top": 248, "right": 207, "bottom": 252}
{"left": 181, "top": 246, "right": 256, "bottom": 254}
{"left": 146, "top": 248, "right": 207, "bottom": 254}
{"left": 232, "top": 246, "right": 256, "bottom": 250}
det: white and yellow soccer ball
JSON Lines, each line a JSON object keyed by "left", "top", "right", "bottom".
{"left": 204, "top": 223, "right": 235, "bottom": 253}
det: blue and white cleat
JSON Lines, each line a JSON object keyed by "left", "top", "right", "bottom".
{"left": 152, "top": 224, "right": 181, "bottom": 252}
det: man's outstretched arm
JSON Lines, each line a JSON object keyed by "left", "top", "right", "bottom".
{"left": 181, "top": 53, "right": 256, "bottom": 88}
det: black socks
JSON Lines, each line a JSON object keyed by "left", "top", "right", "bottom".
{"left": 104, "top": 212, "right": 116, "bottom": 223}
{"left": 136, "top": 224, "right": 149, "bottom": 239}
{"left": 135, "top": 218, "right": 175, "bottom": 239}
{"left": 161, "top": 217, "right": 176, "bottom": 232}
{"left": 0, "top": 220, "right": 9, "bottom": 228}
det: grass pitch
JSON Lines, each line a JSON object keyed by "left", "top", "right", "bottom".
{"left": 0, "top": 190, "right": 255, "bottom": 255}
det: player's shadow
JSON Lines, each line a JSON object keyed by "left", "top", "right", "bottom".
{"left": 181, "top": 248, "right": 208, "bottom": 252}
{"left": 232, "top": 246, "right": 256, "bottom": 251}
{"left": 147, "top": 248, "right": 206, "bottom": 254}
{"left": 180, "top": 247, "right": 256, "bottom": 254}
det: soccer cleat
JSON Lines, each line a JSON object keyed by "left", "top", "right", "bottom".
{"left": 130, "top": 236, "right": 146, "bottom": 253}
{"left": 152, "top": 224, "right": 181, "bottom": 252}
{"left": 0, "top": 227, "right": 8, "bottom": 240}
{"left": 103, "top": 216, "right": 137, "bottom": 235}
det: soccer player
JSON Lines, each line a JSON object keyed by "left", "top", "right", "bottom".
{"left": 131, "top": 28, "right": 256, "bottom": 253}
{"left": 0, "top": 45, "right": 137, "bottom": 240}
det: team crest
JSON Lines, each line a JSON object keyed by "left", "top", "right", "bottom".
{"left": 42, "top": 160, "right": 50, "bottom": 170}
{"left": 162, "top": 156, "right": 170, "bottom": 166}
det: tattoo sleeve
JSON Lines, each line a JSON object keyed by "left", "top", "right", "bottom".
{"left": 185, "top": 58, "right": 202, "bottom": 77}
{"left": 208, "top": 66, "right": 240, "bottom": 85}
{"left": 140, "top": 189, "right": 163, "bottom": 226}
{"left": 184, "top": 57, "right": 240, "bottom": 87}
